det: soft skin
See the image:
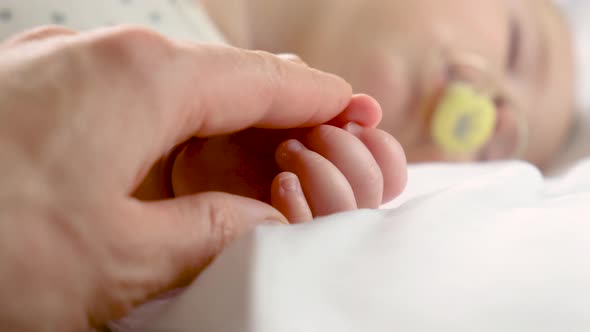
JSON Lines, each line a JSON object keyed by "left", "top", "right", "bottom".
{"left": 203, "top": 0, "right": 575, "bottom": 168}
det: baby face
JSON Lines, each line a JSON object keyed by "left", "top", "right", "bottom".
{"left": 302, "top": 0, "right": 574, "bottom": 167}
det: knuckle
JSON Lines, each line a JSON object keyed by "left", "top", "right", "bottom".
{"left": 306, "top": 68, "right": 325, "bottom": 111}
{"left": 94, "top": 25, "right": 170, "bottom": 52}
{"left": 260, "top": 50, "right": 288, "bottom": 84}
{"left": 75, "top": 26, "right": 175, "bottom": 115}
{"left": 205, "top": 198, "right": 236, "bottom": 254}
{"left": 250, "top": 50, "right": 287, "bottom": 107}
{"left": 86, "top": 25, "right": 173, "bottom": 74}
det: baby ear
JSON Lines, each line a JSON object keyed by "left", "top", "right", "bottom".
{"left": 327, "top": 94, "right": 383, "bottom": 129}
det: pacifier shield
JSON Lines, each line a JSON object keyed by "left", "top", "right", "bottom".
{"left": 431, "top": 82, "right": 497, "bottom": 155}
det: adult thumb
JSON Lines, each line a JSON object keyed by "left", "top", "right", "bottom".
{"left": 96, "top": 192, "right": 287, "bottom": 324}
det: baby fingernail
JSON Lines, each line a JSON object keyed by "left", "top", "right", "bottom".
{"left": 344, "top": 122, "right": 363, "bottom": 135}
{"left": 285, "top": 139, "right": 305, "bottom": 152}
{"left": 279, "top": 174, "right": 301, "bottom": 193}
{"left": 276, "top": 140, "right": 306, "bottom": 165}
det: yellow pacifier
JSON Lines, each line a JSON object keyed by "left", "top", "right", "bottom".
{"left": 430, "top": 82, "right": 497, "bottom": 155}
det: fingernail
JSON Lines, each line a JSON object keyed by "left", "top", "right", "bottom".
{"left": 276, "top": 140, "right": 306, "bottom": 167}
{"left": 344, "top": 122, "right": 363, "bottom": 135}
{"left": 279, "top": 174, "right": 300, "bottom": 193}
{"left": 285, "top": 139, "right": 305, "bottom": 152}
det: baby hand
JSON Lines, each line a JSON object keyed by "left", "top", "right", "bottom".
{"left": 171, "top": 95, "right": 407, "bottom": 223}
{"left": 271, "top": 123, "right": 406, "bottom": 224}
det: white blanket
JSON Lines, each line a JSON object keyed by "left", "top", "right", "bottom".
{"left": 112, "top": 158, "right": 590, "bottom": 332}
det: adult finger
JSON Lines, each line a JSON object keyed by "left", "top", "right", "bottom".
{"left": 327, "top": 94, "right": 383, "bottom": 129}
{"left": 75, "top": 27, "right": 352, "bottom": 175}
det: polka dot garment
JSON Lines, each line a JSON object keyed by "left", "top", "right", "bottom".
{"left": 0, "top": 0, "right": 226, "bottom": 43}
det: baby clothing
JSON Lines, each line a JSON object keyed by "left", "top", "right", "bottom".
{"left": 0, "top": 0, "right": 225, "bottom": 43}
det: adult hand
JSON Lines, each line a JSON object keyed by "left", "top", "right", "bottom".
{"left": 0, "top": 26, "right": 352, "bottom": 331}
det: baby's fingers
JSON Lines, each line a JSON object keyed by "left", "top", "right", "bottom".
{"left": 271, "top": 172, "right": 313, "bottom": 224}
{"left": 275, "top": 140, "right": 357, "bottom": 217}
{"left": 304, "top": 125, "right": 384, "bottom": 208}
{"left": 343, "top": 123, "right": 407, "bottom": 203}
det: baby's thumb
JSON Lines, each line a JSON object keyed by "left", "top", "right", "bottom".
{"left": 101, "top": 192, "right": 286, "bottom": 324}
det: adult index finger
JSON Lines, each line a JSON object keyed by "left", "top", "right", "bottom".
{"left": 80, "top": 27, "right": 352, "bottom": 164}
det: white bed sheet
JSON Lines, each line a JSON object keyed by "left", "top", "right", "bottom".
{"left": 111, "top": 156, "right": 590, "bottom": 332}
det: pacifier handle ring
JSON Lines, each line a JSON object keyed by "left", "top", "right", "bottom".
{"left": 435, "top": 49, "right": 530, "bottom": 159}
